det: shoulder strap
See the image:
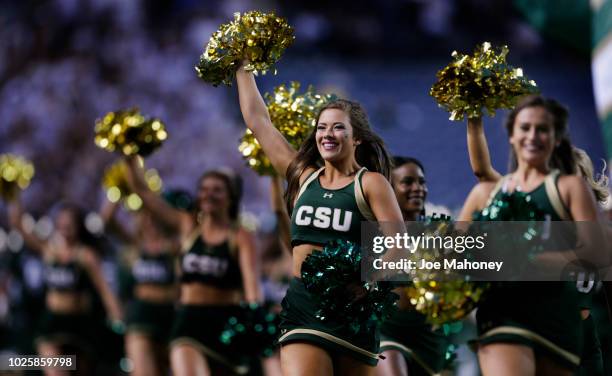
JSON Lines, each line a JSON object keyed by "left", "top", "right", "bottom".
{"left": 484, "top": 175, "right": 511, "bottom": 207}
{"left": 295, "top": 167, "right": 325, "bottom": 203}
{"left": 544, "top": 169, "right": 572, "bottom": 220}
{"left": 354, "top": 168, "right": 377, "bottom": 221}
{"left": 181, "top": 229, "right": 201, "bottom": 253}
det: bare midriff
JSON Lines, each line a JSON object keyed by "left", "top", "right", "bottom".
{"left": 134, "top": 284, "right": 178, "bottom": 303}
{"left": 180, "top": 283, "right": 242, "bottom": 305}
{"left": 292, "top": 243, "right": 323, "bottom": 277}
{"left": 46, "top": 291, "right": 91, "bottom": 314}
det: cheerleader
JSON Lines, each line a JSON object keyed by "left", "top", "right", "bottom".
{"left": 236, "top": 63, "right": 404, "bottom": 375}
{"left": 465, "top": 109, "right": 610, "bottom": 376}
{"left": 100, "top": 193, "right": 183, "bottom": 376}
{"left": 124, "top": 156, "right": 262, "bottom": 375}
{"left": 458, "top": 95, "right": 603, "bottom": 376}
{"left": 7, "top": 195, "right": 123, "bottom": 376}
{"left": 375, "top": 157, "right": 450, "bottom": 376}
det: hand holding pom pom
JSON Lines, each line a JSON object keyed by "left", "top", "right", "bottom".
{"left": 0, "top": 154, "right": 35, "bottom": 201}
{"left": 195, "top": 11, "right": 295, "bottom": 87}
{"left": 301, "top": 240, "right": 398, "bottom": 334}
{"left": 94, "top": 108, "right": 168, "bottom": 157}
{"left": 431, "top": 42, "right": 539, "bottom": 121}
{"left": 403, "top": 215, "right": 489, "bottom": 326}
{"left": 102, "top": 159, "right": 163, "bottom": 211}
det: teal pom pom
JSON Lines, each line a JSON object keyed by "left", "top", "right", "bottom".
{"left": 301, "top": 240, "right": 399, "bottom": 334}
{"left": 218, "top": 303, "right": 280, "bottom": 358}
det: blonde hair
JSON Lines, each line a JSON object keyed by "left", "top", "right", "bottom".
{"left": 572, "top": 147, "right": 609, "bottom": 205}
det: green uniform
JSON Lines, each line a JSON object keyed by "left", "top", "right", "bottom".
{"left": 473, "top": 170, "right": 584, "bottom": 369}
{"left": 379, "top": 219, "right": 451, "bottom": 375}
{"left": 280, "top": 167, "right": 382, "bottom": 366}
{"left": 169, "top": 230, "right": 250, "bottom": 374}
{"left": 379, "top": 309, "right": 450, "bottom": 376}
{"left": 36, "top": 258, "right": 95, "bottom": 347}
{"left": 125, "top": 253, "right": 176, "bottom": 342}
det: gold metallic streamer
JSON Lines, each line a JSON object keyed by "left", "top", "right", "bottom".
{"left": 430, "top": 42, "right": 539, "bottom": 121}
{"left": 238, "top": 82, "right": 336, "bottom": 175}
{"left": 403, "top": 218, "right": 488, "bottom": 326}
{"left": 195, "top": 11, "right": 295, "bottom": 87}
{"left": 0, "top": 154, "right": 35, "bottom": 201}
{"left": 94, "top": 108, "right": 168, "bottom": 157}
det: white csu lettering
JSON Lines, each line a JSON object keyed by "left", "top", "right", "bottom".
{"left": 183, "top": 254, "right": 228, "bottom": 276}
{"left": 295, "top": 205, "right": 352, "bottom": 232}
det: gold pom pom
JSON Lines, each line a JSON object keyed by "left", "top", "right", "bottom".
{"left": 405, "top": 280, "right": 488, "bottom": 327}
{"left": 102, "top": 159, "right": 162, "bottom": 211}
{"left": 239, "top": 82, "right": 336, "bottom": 175}
{"left": 195, "top": 10, "right": 295, "bottom": 87}
{"left": 430, "top": 42, "right": 539, "bottom": 121}
{"left": 0, "top": 154, "right": 35, "bottom": 201}
{"left": 94, "top": 108, "right": 168, "bottom": 157}
{"left": 403, "top": 218, "right": 488, "bottom": 326}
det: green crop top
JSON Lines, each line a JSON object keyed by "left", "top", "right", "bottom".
{"left": 290, "top": 167, "right": 376, "bottom": 246}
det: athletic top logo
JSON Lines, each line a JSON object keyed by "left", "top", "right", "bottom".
{"left": 323, "top": 192, "right": 333, "bottom": 199}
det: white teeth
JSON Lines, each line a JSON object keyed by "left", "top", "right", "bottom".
{"left": 322, "top": 142, "right": 337, "bottom": 150}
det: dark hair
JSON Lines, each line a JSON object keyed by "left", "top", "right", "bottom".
{"left": 505, "top": 95, "right": 575, "bottom": 174}
{"left": 198, "top": 170, "right": 243, "bottom": 221}
{"left": 391, "top": 156, "right": 427, "bottom": 217}
{"left": 285, "top": 99, "right": 393, "bottom": 212}
{"left": 392, "top": 156, "right": 425, "bottom": 174}
{"left": 56, "top": 203, "right": 97, "bottom": 248}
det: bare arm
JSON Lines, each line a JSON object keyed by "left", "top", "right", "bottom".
{"left": 363, "top": 172, "right": 405, "bottom": 224}
{"left": 236, "top": 66, "right": 297, "bottom": 177}
{"left": 467, "top": 118, "right": 502, "bottom": 182}
{"left": 124, "top": 156, "right": 193, "bottom": 238}
{"left": 270, "top": 176, "right": 291, "bottom": 251}
{"left": 81, "top": 248, "right": 123, "bottom": 321}
{"left": 457, "top": 182, "right": 497, "bottom": 222}
{"left": 98, "top": 200, "right": 137, "bottom": 244}
{"left": 237, "top": 228, "right": 263, "bottom": 303}
{"left": 551, "top": 175, "right": 608, "bottom": 268}
{"left": 99, "top": 200, "right": 119, "bottom": 229}
{"left": 7, "top": 192, "right": 47, "bottom": 253}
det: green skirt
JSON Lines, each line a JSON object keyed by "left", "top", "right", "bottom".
{"left": 35, "top": 310, "right": 94, "bottom": 349}
{"left": 169, "top": 304, "right": 250, "bottom": 375}
{"left": 126, "top": 299, "right": 175, "bottom": 342}
{"left": 473, "top": 282, "right": 583, "bottom": 370}
{"left": 379, "top": 310, "right": 449, "bottom": 375}
{"left": 277, "top": 278, "right": 380, "bottom": 366}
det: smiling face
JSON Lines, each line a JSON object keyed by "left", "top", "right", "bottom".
{"left": 315, "top": 108, "right": 360, "bottom": 162}
{"left": 55, "top": 208, "right": 79, "bottom": 244}
{"left": 392, "top": 162, "right": 427, "bottom": 219}
{"left": 509, "top": 106, "right": 558, "bottom": 168}
{"left": 197, "top": 175, "right": 231, "bottom": 216}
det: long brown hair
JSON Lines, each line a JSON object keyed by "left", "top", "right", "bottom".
{"left": 505, "top": 95, "right": 575, "bottom": 175}
{"left": 284, "top": 99, "right": 393, "bottom": 212}
{"left": 198, "top": 170, "right": 243, "bottom": 221}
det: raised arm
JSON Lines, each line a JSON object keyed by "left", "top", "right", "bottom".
{"left": 98, "top": 199, "right": 137, "bottom": 245}
{"left": 236, "top": 228, "right": 263, "bottom": 303}
{"left": 467, "top": 117, "right": 502, "bottom": 182}
{"left": 270, "top": 176, "right": 291, "bottom": 251}
{"left": 236, "top": 66, "right": 297, "bottom": 177}
{"left": 124, "top": 156, "right": 193, "bottom": 238}
{"left": 7, "top": 192, "right": 47, "bottom": 253}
